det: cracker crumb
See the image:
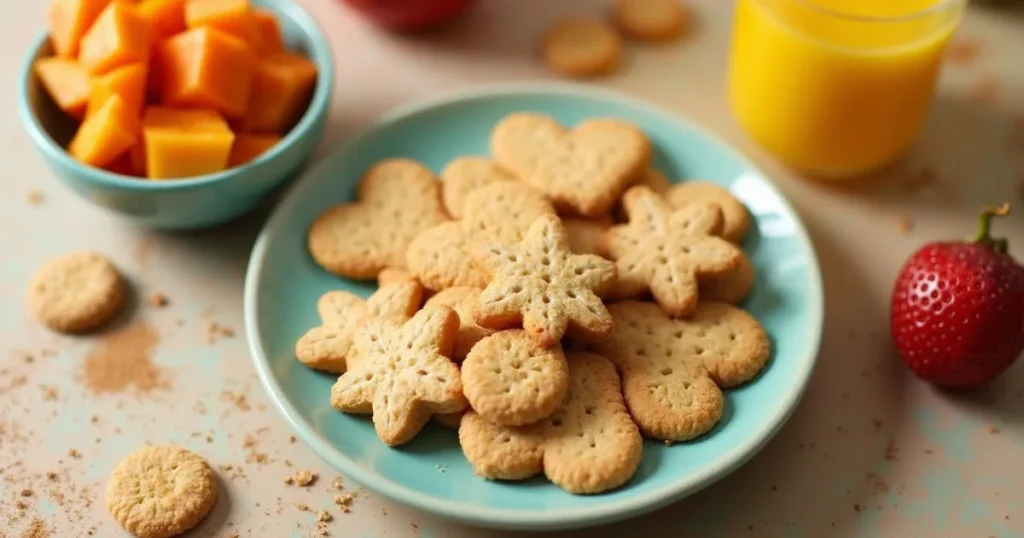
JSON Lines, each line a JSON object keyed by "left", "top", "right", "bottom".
{"left": 895, "top": 215, "right": 913, "bottom": 235}
{"left": 40, "top": 385, "right": 59, "bottom": 401}
{"left": 149, "top": 293, "right": 169, "bottom": 308}
{"left": 27, "top": 190, "right": 44, "bottom": 205}
{"left": 289, "top": 435, "right": 296, "bottom": 443}
{"left": 333, "top": 493, "right": 354, "bottom": 513}
{"left": 317, "top": 510, "right": 333, "bottom": 522}
{"left": 332, "top": 476, "right": 344, "bottom": 490}
{"left": 68, "top": 449, "right": 81, "bottom": 459}
{"left": 663, "top": 439, "right": 673, "bottom": 447}
{"left": 21, "top": 488, "right": 34, "bottom": 497}
{"left": 297, "top": 503, "right": 310, "bottom": 512}
{"left": 294, "top": 469, "right": 317, "bottom": 487}
{"left": 206, "top": 322, "right": 236, "bottom": 344}
{"left": 90, "top": 415, "right": 99, "bottom": 424}
{"left": 23, "top": 354, "right": 35, "bottom": 364}
{"left": 45, "top": 471, "right": 58, "bottom": 480}
{"left": 284, "top": 476, "right": 294, "bottom": 485}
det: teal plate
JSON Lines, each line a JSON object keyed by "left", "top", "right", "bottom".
{"left": 244, "top": 82, "right": 824, "bottom": 531}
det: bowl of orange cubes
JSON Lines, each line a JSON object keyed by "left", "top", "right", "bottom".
{"left": 19, "top": 0, "right": 333, "bottom": 229}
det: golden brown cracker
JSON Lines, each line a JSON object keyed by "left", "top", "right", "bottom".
{"left": 461, "top": 330, "right": 569, "bottom": 426}
{"left": 592, "top": 301, "right": 770, "bottom": 441}
{"left": 440, "top": 156, "right": 517, "bottom": 219}
{"left": 603, "top": 186, "right": 742, "bottom": 316}
{"left": 666, "top": 181, "right": 751, "bottom": 243}
{"left": 331, "top": 307, "right": 467, "bottom": 446}
{"left": 106, "top": 445, "right": 217, "bottom": 538}
{"left": 423, "top": 287, "right": 494, "bottom": 361}
{"left": 459, "top": 352, "right": 643, "bottom": 494}
{"left": 472, "top": 214, "right": 616, "bottom": 346}
{"left": 563, "top": 218, "right": 608, "bottom": 256}
{"left": 28, "top": 251, "right": 124, "bottom": 333}
{"left": 308, "top": 159, "right": 448, "bottom": 279}
{"left": 491, "top": 113, "right": 651, "bottom": 217}
{"left": 699, "top": 251, "right": 756, "bottom": 305}
{"left": 542, "top": 18, "right": 623, "bottom": 78}
{"left": 612, "top": 0, "right": 690, "bottom": 42}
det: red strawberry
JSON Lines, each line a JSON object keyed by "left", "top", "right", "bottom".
{"left": 890, "top": 204, "right": 1024, "bottom": 388}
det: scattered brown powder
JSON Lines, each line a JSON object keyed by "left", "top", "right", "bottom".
{"left": 206, "top": 322, "right": 236, "bottom": 344}
{"left": 148, "top": 293, "right": 169, "bottom": 308}
{"left": 297, "top": 503, "right": 310, "bottom": 512}
{"left": 22, "top": 518, "right": 51, "bottom": 538}
{"left": 332, "top": 476, "right": 344, "bottom": 490}
{"left": 27, "top": 191, "right": 44, "bottom": 206}
{"left": 221, "top": 391, "right": 251, "bottom": 412}
{"left": 289, "top": 435, "right": 296, "bottom": 443}
{"left": 40, "top": 386, "right": 58, "bottom": 401}
{"left": 45, "top": 472, "right": 57, "bottom": 480}
{"left": 21, "top": 488, "right": 34, "bottom": 497}
{"left": 81, "top": 321, "right": 167, "bottom": 395}
{"left": 67, "top": 449, "right": 81, "bottom": 459}
{"left": 853, "top": 503, "right": 863, "bottom": 513}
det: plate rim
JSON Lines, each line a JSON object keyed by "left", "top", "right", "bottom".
{"left": 244, "top": 80, "right": 825, "bottom": 530}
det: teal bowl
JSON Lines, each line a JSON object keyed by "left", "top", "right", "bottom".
{"left": 17, "top": 0, "right": 334, "bottom": 230}
{"left": 245, "top": 83, "right": 825, "bottom": 530}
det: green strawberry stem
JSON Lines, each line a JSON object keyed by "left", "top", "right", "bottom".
{"left": 971, "top": 203, "right": 1010, "bottom": 254}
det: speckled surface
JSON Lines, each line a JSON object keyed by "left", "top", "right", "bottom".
{"left": 1, "top": 1, "right": 1023, "bottom": 537}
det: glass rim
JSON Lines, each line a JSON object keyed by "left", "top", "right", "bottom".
{"left": 784, "top": 0, "right": 965, "bottom": 24}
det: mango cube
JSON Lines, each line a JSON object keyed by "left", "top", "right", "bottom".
{"left": 155, "top": 27, "right": 255, "bottom": 118}
{"left": 241, "top": 52, "right": 317, "bottom": 133}
{"left": 78, "top": 2, "right": 150, "bottom": 75}
{"left": 69, "top": 95, "right": 140, "bottom": 167}
{"left": 34, "top": 57, "right": 91, "bottom": 120}
{"left": 228, "top": 133, "right": 280, "bottom": 167}
{"left": 142, "top": 106, "right": 235, "bottom": 179}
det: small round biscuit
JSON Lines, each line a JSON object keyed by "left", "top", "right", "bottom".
{"left": 542, "top": 18, "right": 623, "bottom": 78}
{"left": 106, "top": 445, "right": 217, "bottom": 538}
{"left": 461, "top": 330, "right": 569, "bottom": 427}
{"left": 28, "top": 251, "right": 124, "bottom": 333}
{"left": 666, "top": 181, "right": 751, "bottom": 243}
{"left": 700, "top": 251, "right": 756, "bottom": 305}
{"left": 612, "top": 0, "right": 690, "bottom": 42}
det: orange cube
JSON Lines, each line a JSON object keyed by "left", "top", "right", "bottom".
{"left": 87, "top": 63, "right": 148, "bottom": 117}
{"left": 185, "top": 0, "right": 261, "bottom": 51}
{"left": 69, "top": 95, "right": 141, "bottom": 168}
{"left": 34, "top": 57, "right": 91, "bottom": 120}
{"left": 252, "top": 8, "right": 285, "bottom": 55}
{"left": 241, "top": 52, "right": 317, "bottom": 133}
{"left": 47, "top": 0, "right": 111, "bottom": 58}
{"left": 229, "top": 133, "right": 281, "bottom": 166}
{"left": 155, "top": 28, "right": 255, "bottom": 118}
{"left": 78, "top": 2, "right": 150, "bottom": 75}
{"left": 137, "top": 0, "right": 186, "bottom": 43}
{"left": 142, "top": 106, "right": 235, "bottom": 179}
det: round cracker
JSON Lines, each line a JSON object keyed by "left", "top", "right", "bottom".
{"left": 542, "top": 18, "right": 623, "bottom": 78}
{"left": 28, "top": 251, "right": 124, "bottom": 333}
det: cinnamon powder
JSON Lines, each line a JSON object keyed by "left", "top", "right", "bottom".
{"left": 82, "top": 321, "right": 167, "bottom": 395}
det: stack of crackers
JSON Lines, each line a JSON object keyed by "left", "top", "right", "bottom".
{"left": 300, "top": 112, "right": 771, "bottom": 495}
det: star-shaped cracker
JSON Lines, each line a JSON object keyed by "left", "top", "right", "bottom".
{"left": 592, "top": 301, "right": 771, "bottom": 441}
{"left": 491, "top": 113, "right": 651, "bottom": 217}
{"left": 330, "top": 306, "right": 467, "bottom": 446}
{"left": 603, "top": 186, "right": 743, "bottom": 317}
{"left": 472, "top": 214, "right": 616, "bottom": 346}
{"left": 308, "top": 158, "right": 449, "bottom": 279}
{"left": 294, "top": 281, "right": 423, "bottom": 374}
{"left": 407, "top": 182, "right": 556, "bottom": 291}
{"left": 459, "top": 352, "right": 643, "bottom": 494}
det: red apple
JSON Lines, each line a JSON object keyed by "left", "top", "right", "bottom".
{"left": 338, "top": 0, "right": 474, "bottom": 31}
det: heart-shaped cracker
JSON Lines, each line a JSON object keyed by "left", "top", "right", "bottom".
{"left": 439, "top": 156, "right": 517, "bottom": 219}
{"left": 294, "top": 281, "right": 423, "bottom": 374}
{"left": 331, "top": 306, "right": 467, "bottom": 446}
{"left": 603, "top": 186, "right": 743, "bottom": 316}
{"left": 592, "top": 301, "right": 771, "bottom": 441}
{"left": 308, "top": 159, "right": 448, "bottom": 279}
{"left": 459, "top": 352, "right": 643, "bottom": 494}
{"left": 491, "top": 113, "right": 651, "bottom": 217}
{"left": 407, "top": 182, "right": 556, "bottom": 291}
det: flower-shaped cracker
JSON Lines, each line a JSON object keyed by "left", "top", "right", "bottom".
{"left": 603, "top": 186, "right": 743, "bottom": 316}
{"left": 330, "top": 306, "right": 467, "bottom": 446}
{"left": 472, "top": 214, "right": 617, "bottom": 346}
{"left": 294, "top": 281, "right": 423, "bottom": 373}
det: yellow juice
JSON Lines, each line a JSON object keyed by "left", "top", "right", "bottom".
{"left": 728, "top": 0, "right": 964, "bottom": 178}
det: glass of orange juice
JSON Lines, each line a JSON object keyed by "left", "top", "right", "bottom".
{"left": 728, "top": 0, "right": 966, "bottom": 179}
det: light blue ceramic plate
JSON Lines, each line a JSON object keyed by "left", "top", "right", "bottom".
{"left": 245, "top": 83, "right": 824, "bottom": 531}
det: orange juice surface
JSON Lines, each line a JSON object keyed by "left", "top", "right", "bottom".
{"left": 728, "top": 0, "right": 963, "bottom": 177}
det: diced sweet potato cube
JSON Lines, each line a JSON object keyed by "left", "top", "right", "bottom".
{"left": 241, "top": 52, "right": 317, "bottom": 133}
{"left": 252, "top": 8, "right": 285, "bottom": 55}
{"left": 137, "top": 0, "right": 186, "bottom": 43}
{"left": 229, "top": 133, "right": 280, "bottom": 166}
{"left": 185, "top": 0, "right": 261, "bottom": 51}
{"left": 69, "top": 95, "right": 141, "bottom": 168}
{"left": 78, "top": 2, "right": 151, "bottom": 75}
{"left": 34, "top": 57, "right": 91, "bottom": 120}
{"left": 47, "top": 0, "right": 111, "bottom": 58}
{"left": 87, "top": 62, "right": 147, "bottom": 116}
{"left": 155, "top": 27, "right": 255, "bottom": 117}
{"left": 142, "top": 106, "right": 235, "bottom": 179}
